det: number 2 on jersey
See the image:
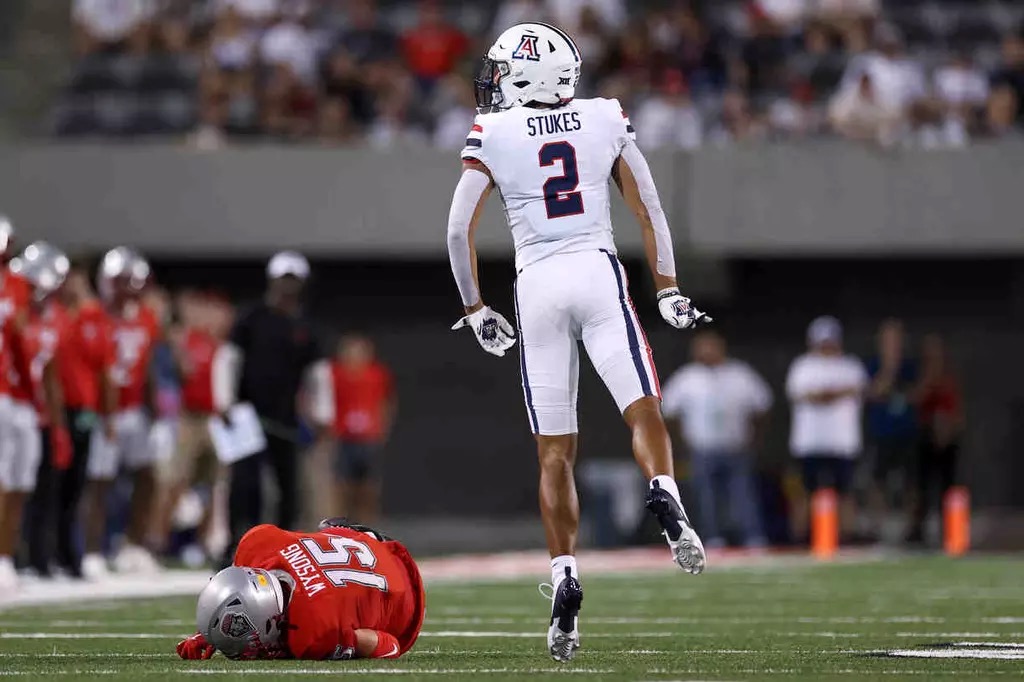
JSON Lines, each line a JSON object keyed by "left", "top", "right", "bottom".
{"left": 301, "top": 536, "right": 388, "bottom": 592}
{"left": 538, "top": 141, "right": 584, "bottom": 219}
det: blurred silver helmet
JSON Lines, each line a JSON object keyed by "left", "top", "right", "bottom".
{"left": 0, "top": 215, "right": 14, "bottom": 259}
{"left": 97, "top": 246, "right": 150, "bottom": 301}
{"left": 8, "top": 241, "right": 70, "bottom": 301}
{"left": 196, "top": 566, "right": 289, "bottom": 660}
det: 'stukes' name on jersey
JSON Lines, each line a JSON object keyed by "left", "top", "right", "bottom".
{"left": 526, "top": 111, "right": 582, "bottom": 137}
{"left": 280, "top": 543, "right": 328, "bottom": 597}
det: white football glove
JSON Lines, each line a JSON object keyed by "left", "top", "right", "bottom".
{"left": 657, "top": 288, "right": 712, "bottom": 330}
{"left": 451, "top": 306, "right": 517, "bottom": 357}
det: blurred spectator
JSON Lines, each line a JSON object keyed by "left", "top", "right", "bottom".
{"left": 933, "top": 52, "right": 989, "bottom": 143}
{"left": 666, "top": 5, "right": 728, "bottom": 95}
{"left": 709, "top": 89, "right": 767, "bottom": 145}
{"left": 317, "top": 97, "right": 358, "bottom": 145}
{"left": 493, "top": 0, "right": 550, "bottom": 34}
{"left": 217, "top": 0, "right": 279, "bottom": 27}
{"left": 432, "top": 75, "right": 477, "bottom": 149}
{"left": 633, "top": 69, "right": 703, "bottom": 150}
{"left": 753, "top": 0, "right": 808, "bottom": 37}
{"left": 828, "top": 70, "right": 902, "bottom": 145}
{"left": 401, "top": 1, "right": 469, "bottom": 93}
{"left": 743, "top": 3, "right": 795, "bottom": 95}
{"left": 768, "top": 80, "right": 822, "bottom": 138}
{"left": 321, "top": 48, "right": 374, "bottom": 127}
{"left": 259, "top": 4, "right": 318, "bottom": 85}
{"left": 989, "top": 30, "right": 1024, "bottom": 134}
{"left": 864, "top": 319, "right": 918, "bottom": 537}
{"left": 786, "top": 316, "right": 867, "bottom": 540}
{"left": 322, "top": 335, "right": 395, "bottom": 524}
{"left": 73, "top": 0, "right": 155, "bottom": 56}
{"left": 335, "top": 0, "right": 396, "bottom": 66}
{"left": 833, "top": 25, "right": 928, "bottom": 144}
{"left": 545, "top": 0, "right": 626, "bottom": 34}
{"left": 208, "top": 6, "right": 258, "bottom": 73}
{"left": 661, "top": 331, "right": 771, "bottom": 549}
{"left": 906, "top": 334, "right": 964, "bottom": 545}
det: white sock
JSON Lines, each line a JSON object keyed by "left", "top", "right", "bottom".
{"left": 551, "top": 555, "right": 578, "bottom": 587}
{"left": 651, "top": 475, "right": 682, "bottom": 505}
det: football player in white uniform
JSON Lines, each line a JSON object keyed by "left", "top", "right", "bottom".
{"left": 446, "top": 22, "right": 710, "bottom": 662}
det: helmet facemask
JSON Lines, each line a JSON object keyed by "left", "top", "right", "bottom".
{"left": 474, "top": 57, "right": 511, "bottom": 113}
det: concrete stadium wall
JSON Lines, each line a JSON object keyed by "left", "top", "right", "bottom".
{"left": 1, "top": 141, "right": 1021, "bottom": 256}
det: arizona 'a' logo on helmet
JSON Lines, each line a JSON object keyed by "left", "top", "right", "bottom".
{"left": 512, "top": 34, "right": 541, "bottom": 61}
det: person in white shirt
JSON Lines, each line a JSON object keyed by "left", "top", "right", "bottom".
{"left": 633, "top": 70, "right": 703, "bottom": 151}
{"left": 786, "top": 316, "right": 867, "bottom": 540}
{"left": 73, "top": 0, "right": 156, "bottom": 55}
{"left": 662, "top": 331, "right": 770, "bottom": 549}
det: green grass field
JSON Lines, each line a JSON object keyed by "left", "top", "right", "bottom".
{"left": 1, "top": 555, "right": 1023, "bottom": 681}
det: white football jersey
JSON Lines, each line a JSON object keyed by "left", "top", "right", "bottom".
{"left": 461, "top": 97, "right": 636, "bottom": 271}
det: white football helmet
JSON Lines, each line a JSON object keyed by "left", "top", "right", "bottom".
{"left": 474, "top": 22, "right": 582, "bottom": 112}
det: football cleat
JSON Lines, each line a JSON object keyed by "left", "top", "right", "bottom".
{"left": 646, "top": 481, "right": 706, "bottom": 575}
{"left": 546, "top": 567, "right": 583, "bottom": 662}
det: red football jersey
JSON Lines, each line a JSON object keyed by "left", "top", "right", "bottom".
{"left": 180, "top": 328, "right": 218, "bottom": 414}
{"left": 0, "top": 271, "right": 31, "bottom": 399}
{"left": 23, "top": 302, "right": 67, "bottom": 420}
{"left": 58, "top": 300, "right": 114, "bottom": 411}
{"left": 109, "top": 302, "right": 161, "bottom": 409}
{"left": 234, "top": 525, "right": 425, "bottom": 660}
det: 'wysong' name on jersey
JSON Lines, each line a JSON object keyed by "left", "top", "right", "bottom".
{"left": 526, "top": 111, "right": 582, "bottom": 137}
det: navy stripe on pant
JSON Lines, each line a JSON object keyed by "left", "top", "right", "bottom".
{"left": 603, "top": 252, "right": 653, "bottom": 397}
{"left": 513, "top": 280, "right": 540, "bottom": 433}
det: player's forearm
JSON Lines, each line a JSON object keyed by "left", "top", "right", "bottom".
{"left": 617, "top": 141, "right": 677, "bottom": 286}
{"left": 42, "top": 360, "right": 66, "bottom": 428}
{"left": 446, "top": 169, "right": 491, "bottom": 310}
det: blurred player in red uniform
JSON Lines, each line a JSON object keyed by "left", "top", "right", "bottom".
{"left": 52, "top": 258, "right": 115, "bottom": 577}
{"left": 0, "top": 220, "right": 38, "bottom": 586}
{"left": 9, "top": 243, "right": 75, "bottom": 579}
{"left": 82, "top": 247, "right": 163, "bottom": 578}
{"left": 176, "top": 520, "right": 425, "bottom": 661}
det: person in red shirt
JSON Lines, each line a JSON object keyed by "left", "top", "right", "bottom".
{"left": 0, "top": 235, "right": 59, "bottom": 586}
{"left": 325, "top": 335, "right": 395, "bottom": 524}
{"left": 45, "top": 259, "right": 115, "bottom": 578}
{"left": 8, "top": 242, "right": 75, "bottom": 579}
{"left": 176, "top": 519, "right": 424, "bottom": 661}
{"left": 400, "top": 0, "right": 469, "bottom": 89}
{"left": 82, "top": 247, "right": 163, "bottom": 578}
{"left": 156, "top": 291, "right": 224, "bottom": 553}
{"left": 907, "top": 333, "right": 965, "bottom": 544}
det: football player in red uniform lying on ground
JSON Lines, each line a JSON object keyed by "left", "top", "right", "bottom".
{"left": 177, "top": 519, "right": 425, "bottom": 660}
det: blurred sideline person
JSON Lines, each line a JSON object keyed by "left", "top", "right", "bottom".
{"left": 906, "top": 334, "right": 964, "bottom": 544}
{"left": 156, "top": 292, "right": 222, "bottom": 560}
{"left": 12, "top": 243, "right": 73, "bottom": 581}
{"left": 176, "top": 519, "right": 424, "bottom": 661}
{"left": 445, "top": 22, "right": 711, "bottom": 661}
{"left": 661, "top": 330, "right": 770, "bottom": 549}
{"left": 786, "top": 316, "right": 867, "bottom": 542}
{"left": 864, "top": 318, "right": 918, "bottom": 535}
{"left": 0, "top": 224, "right": 39, "bottom": 585}
{"left": 82, "top": 247, "right": 162, "bottom": 578}
{"left": 213, "top": 251, "right": 326, "bottom": 568}
{"left": 49, "top": 259, "right": 114, "bottom": 577}
{"left": 319, "top": 334, "right": 395, "bottom": 524}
